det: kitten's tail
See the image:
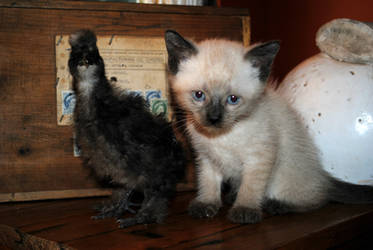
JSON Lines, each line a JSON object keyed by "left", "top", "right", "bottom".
{"left": 328, "top": 177, "right": 373, "bottom": 204}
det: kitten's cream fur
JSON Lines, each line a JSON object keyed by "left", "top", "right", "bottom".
{"left": 165, "top": 30, "right": 373, "bottom": 224}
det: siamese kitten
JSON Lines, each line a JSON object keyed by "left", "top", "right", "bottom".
{"left": 164, "top": 30, "right": 373, "bottom": 224}
{"left": 69, "top": 30, "right": 186, "bottom": 228}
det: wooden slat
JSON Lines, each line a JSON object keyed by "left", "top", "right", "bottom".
{"left": 168, "top": 203, "right": 373, "bottom": 249}
{"left": 242, "top": 15, "right": 251, "bottom": 47}
{"left": 0, "top": 189, "right": 112, "bottom": 203}
{"left": 0, "top": 198, "right": 104, "bottom": 228}
{"left": 0, "top": 0, "right": 249, "bottom": 16}
{"left": 278, "top": 211, "right": 373, "bottom": 249}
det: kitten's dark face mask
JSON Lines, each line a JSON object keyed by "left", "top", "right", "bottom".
{"left": 205, "top": 99, "right": 225, "bottom": 127}
{"left": 192, "top": 92, "right": 225, "bottom": 128}
{"left": 188, "top": 90, "right": 245, "bottom": 136}
{"left": 191, "top": 103, "right": 231, "bottom": 136}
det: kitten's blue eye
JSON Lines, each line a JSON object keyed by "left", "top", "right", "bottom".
{"left": 193, "top": 91, "right": 206, "bottom": 102}
{"left": 227, "top": 95, "right": 240, "bottom": 105}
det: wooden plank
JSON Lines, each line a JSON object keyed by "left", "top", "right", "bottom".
{"left": 0, "top": 0, "right": 249, "bottom": 16}
{"left": 0, "top": 198, "right": 104, "bottom": 227}
{"left": 66, "top": 210, "right": 238, "bottom": 249}
{"left": 0, "top": 189, "right": 112, "bottom": 203}
{"left": 159, "top": 203, "right": 373, "bottom": 249}
{"left": 277, "top": 211, "right": 373, "bottom": 249}
{"left": 18, "top": 194, "right": 192, "bottom": 243}
{"left": 242, "top": 15, "right": 251, "bottom": 47}
{"left": 1, "top": 193, "right": 373, "bottom": 249}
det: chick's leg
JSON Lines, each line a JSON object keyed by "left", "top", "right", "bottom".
{"left": 117, "top": 189, "right": 168, "bottom": 228}
{"left": 92, "top": 188, "right": 139, "bottom": 219}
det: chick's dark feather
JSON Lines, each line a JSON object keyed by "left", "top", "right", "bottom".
{"left": 68, "top": 30, "right": 186, "bottom": 227}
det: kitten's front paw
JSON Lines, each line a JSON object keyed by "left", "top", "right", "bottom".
{"left": 223, "top": 191, "right": 237, "bottom": 205}
{"left": 262, "top": 198, "right": 294, "bottom": 215}
{"left": 228, "top": 206, "right": 262, "bottom": 224}
{"left": 188, "top": 200, "right": 220, "bottom": 219}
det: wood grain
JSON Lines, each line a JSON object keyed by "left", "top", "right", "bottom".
{"left": 0, "top": 1, "right": 249, "bottom": 201}
{"left": 0, "top": 0, "right": 249, "bottom": 16}
{"left": 242, "top": 16, "right": 251, "bottom": 47}
{"left": 0, "top": 192, "right": 372, "bottom": 249}
{"left": 0, "top": 189, "right": 112, "bottom": 202}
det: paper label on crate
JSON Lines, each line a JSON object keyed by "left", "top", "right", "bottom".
{"left": 55, "top": 35, "right": 168, "bottom": 126}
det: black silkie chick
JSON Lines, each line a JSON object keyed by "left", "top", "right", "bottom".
{"left": 68, "top": 30, "right": 186, "bottom": 228}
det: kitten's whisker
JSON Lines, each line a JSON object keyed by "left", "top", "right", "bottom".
{"left": 172, "top": 117, "right": 188, "bottom": 125}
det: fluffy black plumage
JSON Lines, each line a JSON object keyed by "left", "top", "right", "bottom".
{"left": 68, "top": 30, "right": 186, "bottom": 228}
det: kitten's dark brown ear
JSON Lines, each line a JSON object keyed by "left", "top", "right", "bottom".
{"left": 165, "top": 30, "right": 197, "bottom": 75}
{"left": 244, "top": 41, "right": 280, "bottom": 82}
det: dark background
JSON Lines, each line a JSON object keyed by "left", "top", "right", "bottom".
{"left": 221, "top": 0, "right": 373, "bottom": 82}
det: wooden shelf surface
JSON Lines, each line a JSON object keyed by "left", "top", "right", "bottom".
{"left": 1, "top": 192, "right": 373, "bottom": 249}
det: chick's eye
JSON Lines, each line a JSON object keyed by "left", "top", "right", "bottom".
{"left": 227, "top": 95, "right": 240, "bottom": 105}
{"left": 193, "top": 91, "right": 206, "bottom": 102}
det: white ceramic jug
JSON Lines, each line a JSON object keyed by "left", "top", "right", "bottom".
{"left": 278, "top": 19, "right": 373, "bottom": 185}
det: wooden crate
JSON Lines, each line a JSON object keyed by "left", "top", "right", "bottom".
{"left": 0, "top": 0, "right": 249, "bottom": 202}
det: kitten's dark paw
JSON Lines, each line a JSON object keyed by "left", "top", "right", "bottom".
{"left": 228, "top": 206, "right": 262, "bottom": 224}
{"left": 262, "top": 198, "right": 294, "bottom": 215}
{"left": 223, "top": 192, "right": 237, "bottom": 205}
{"left": 188, "top": 200, "right": 220, "bottom": 219}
